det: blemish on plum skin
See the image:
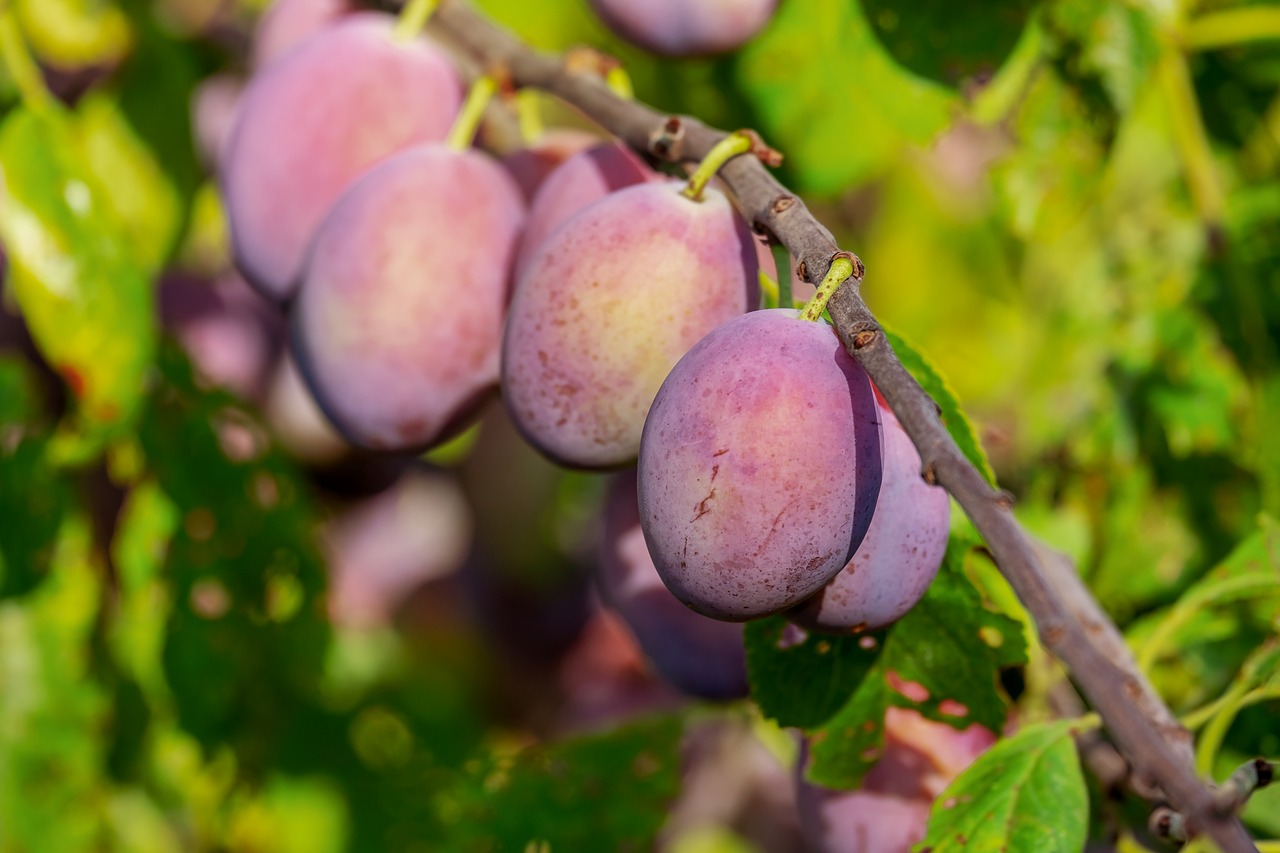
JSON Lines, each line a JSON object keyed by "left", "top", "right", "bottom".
{"left": 691, "top": 489, "right": 717, "bottom": 522}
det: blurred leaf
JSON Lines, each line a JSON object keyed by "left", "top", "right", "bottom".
{"left": 916, "top": 719, "right": 1090, "bottom": 853}
{"left": 14, "top": 0, "right": 131, "bottom": 70}
{"left": 138, "top": 346, "right": 330, "bottom": 770}
{"left": 0, "top": 356, "right": 70, "bottom": 598}
{"left": 440, "top": 715, "right": 685, "bottom": 852}
{"left": 1046, "top": 0, "right": 1160, "bottom": 115}
{"left": 860, "top": 0, "right": 1039, "bottom": 87}
{"left": 748, "top": 533, "right": 1026, "bottom": 789}
{"left": 0, "top": 517, "right": 108, "bottom": 852}
{"left": 884, "top": 326, "right": 997, "bottom": 486}
{"left": 77, "top": 92, "right": 183, "bottom": 274}
{"left": 0, "top": 105, "right": 156, "bottom": 446}
{"left": 736, "top": 0, "right": 954, "bottom": 194}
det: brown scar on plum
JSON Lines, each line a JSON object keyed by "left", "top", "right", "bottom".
{"left": 691, "top": 489, "right": 717, "bottom": 522}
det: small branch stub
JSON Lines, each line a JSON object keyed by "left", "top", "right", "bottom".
{"left": 799, "top": 253, "right": 856, "bottom": 321}
{"left": 649, "top": 116, "right": 685, "bottom": 161}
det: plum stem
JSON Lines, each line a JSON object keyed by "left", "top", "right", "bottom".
{"left": 758, "top": 269, "right": 780, "bottom": 309}
{"left": 393, "top": 0, "right": 440, "bottom": 42}
{"left": 681, "top": 131, "right": 754, "bottom": 201}
{"left": 515, "top": 89, "right": 544, "bottom": 145}
{"left": 798, "top": 255, "right": 854, "bottom": 322}
{"left": 446, "top": 74, "right": 498, "bottom": 151}
{"left": 0, "top": 10, "right": 52, "bottom": 112}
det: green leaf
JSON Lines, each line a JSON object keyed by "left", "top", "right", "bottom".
{"left": 76, "top": 92, "right": 183, "bottom": 274}
{"left": 883, "top": 326, "right": 998, "bottom": 487}
{"left": 748, "top": 533, "right": 1026, "bottom": 789}
{"left": 0, "top": 356, "right": 70, "bottom": 598}
{"left": 14, "top": 0, "right": 131, "bottom": 70}
{"left": 736, "top": 0, "right": 954, "bottom": 195}
{"left": 915, "top": 719, "right": 1090, "bottom": 853}
{"left": 860, "top": 0, "right": 1039, "bottom": 87}
{"left": 0, "top": 105, "right": 156, "bottom": 444}
{"left": 439, "top": 715, "right": 685, "bottom": 852}
{"left": 1045, "top": 0, "right": 1161, "bottom": 115}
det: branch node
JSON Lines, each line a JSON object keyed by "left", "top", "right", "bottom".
{"left": 563, "top": 46, "right": 621, "bottom": 78}
{"left": 852, "top": 329, "right": 878, "bottom": 349}
{"left": 772, "top": 195, "right": 796, "bottom": 214}
{"left": 738, "top": 128, "right": 783, "bottom": 167}
{"left": 993, "top": 489, "right": 1016, "bottom": 510}
{"left": 649, "top": 116, "right": 685, "bottom": 161}
{"left": 795, "top": 260, "right": 807, "bottom": 282}
{"left": 921, "top": 463, "right": 938, "bottom": 486}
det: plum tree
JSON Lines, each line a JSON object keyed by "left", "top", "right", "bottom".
{"left": 515, "top": 142, "right": 656, "bottom": 270}
{"left": 502, "top": 180, "right": 759, "bottom": 469}
{"left": 589, "top": 0, "right": 780, "bottom": 57}
{"left": 789, "top": 387, "right": 950, "bottom": 633}
{"left": 223, "top": 13, "right": 461, "bottom": 301}
{"left": 292, "top": 144, "right": 524, "bottom": 451}
{"left": 637, "top": 308, "right": 883, "bottom": 621}
{"left": 597, "top": 470, "right": 748, "bottom": 700}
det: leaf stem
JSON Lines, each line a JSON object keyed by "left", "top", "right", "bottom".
{"left": 446, "top": 75, "right": 498, "bottom": 152}
{"left": 1135, "top": 574, "right": 1280, "bottom": 674}
{"left": 515, "top": 88, "right": 543, "bottom": 145}
{"left": 393, "top": 0, "right": 439, "bottom": 42}
{"left": 0, "top": 9, "right": 51, "bottom": 111}
{"left": 1183, "top": 7, "right": 1280, "bottom": 52}
{"left": 1157, "top": 48, "right": 1225, "bottom": 228}
{"left": 681, "top": 131, "right": 754, "bottom": 201}
{"left": 798, "top": 255, "right": 855, "bottom": 322}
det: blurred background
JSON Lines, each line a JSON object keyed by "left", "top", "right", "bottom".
{"left": 0, "top": 0, "right": 1277, "bottom": 850}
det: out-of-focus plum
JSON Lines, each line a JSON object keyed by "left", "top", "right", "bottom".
{"left": 252, "top": 0, "right": 352, "bottom": 68}
{"left": 589, "top": 0, "right": 779, "bottom": 57}
{"left": 598, "top": 470, "right": 748, "bottom": 700}
{"left": 502, "top": 129, "right": 600, "bottom": 201}
{"left": 222, "top": 13, "right": 461, "bottom": 300}
{"left": 292, "top": 144, "right": 524, "bottom": 452}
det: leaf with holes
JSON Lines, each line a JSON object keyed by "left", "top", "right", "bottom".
{"left": 914, "top": 719, "right": 1090, "bottom": 853}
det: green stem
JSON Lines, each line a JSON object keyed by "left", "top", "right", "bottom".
{"left": 515, "top": 89, "right": 543, "bottom": 145}
{"left": 758, "top": 269, "right": 779, "bottom": 309}
{"left": 798, "top": 256, "right": 855, "bottom": 322}
{"left": 0, "top": 9, "right": 51, "bottom": 111}
{"left": 682, "top": 131, "right": 754, "bottom": 201}
{"left": 446, "top": 75, "right": 497, "bottom": 152}
{"left": 1184, "top": 7, "right": 1280, "bottom": 52}
{"left": 605, "top": 66, "right": 633, "bottom": 100}
{"left": 393, "top": 0, "right": 440, "bottom": 42}
{"left": 1135, "top": 575, "right": 1280, "bottom": 674}
{"left": 1157, "top": 48, "right": 1225, "bottom": 227}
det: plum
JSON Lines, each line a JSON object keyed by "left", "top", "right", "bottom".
{"left": 222, "top": 13, "right": 461, "bottom": 301}
{"left": 292, "top": 144, "right": 524, "bottom": 451}
{"left": 515, "top": 142, "right": 656, "bottom": 270}
{"left": 589, "top": 0, "right": 779, "bottom": 57}
{"left": 502, "top": 129, "right": 600, "bottom": 201}
{"left": 796, "top": 707, "right": 996, "bottom": 853}
{"left": 598, "top": 470, "right": 748, "bottom": 700}
{"left": 637, "top": 309, "right": 883, "bottom": 621}
{"left": 252, "top": 0, "right": 352, "bottom": 68}
{"left": 502, "top": 180, "right": 758, "bottom": 469}
{"left": 790, "top": 388, "right": 950, "bottom": 633}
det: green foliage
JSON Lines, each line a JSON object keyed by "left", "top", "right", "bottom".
{"left": 0, "top": 104, "right": 155, "bottom": 449}
{"left": 748, "top": 532, "right": 1027, "bottom": 789}
{"left": 915, "top": 719, "right": 1090, "bottom": 853}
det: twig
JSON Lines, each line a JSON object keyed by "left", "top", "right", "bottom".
{"left": 1151, "top": 760, "right": 1274, "bottom": 843}
{"left": 423, "top": 2, "right": 1258, "bottom": 849}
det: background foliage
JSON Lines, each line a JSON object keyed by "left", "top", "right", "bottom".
{"left": 0, "top": 0, "right": 1277, "bottom": 850}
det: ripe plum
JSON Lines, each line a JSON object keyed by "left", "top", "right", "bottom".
{"left": 637, "top": 309, "right": 882, "bottom": 621}
{"left": 790, "top": 389, "right": 950, "bottom": 633}
{"left": 292, "top": 145, "right": 524, "bottom": 451}
{"left": 223, "top": 13, "right": 461, "bottom": 300}
{"left": 598, "top": 471, "right": 748, "bottom": 700}
{"left": 502, "top": 180, "right": 758, "bottom": 469}
{"left": 515, "top": 142, "right": 655, "bottom": 269}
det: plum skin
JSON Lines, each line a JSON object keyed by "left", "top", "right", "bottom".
{"left": 222, "top": 13, "right": 461, "bottom": 301}
{"left": 292, "top": 145, "right": 524, "bottom": 452}
{"left": 637, "top": 309, "right": 883, "bottom": 622}
{"left": 790, "top": 391, "right": 950, "bottom": 633}
{"left": 598, "top": 470, "right": 748, "bottom": 701}
{"left": 589, "top": 0, "right": 779, "bottom": 57}
{"left": 502, "top": 180, "right": 759, "bottom": 470}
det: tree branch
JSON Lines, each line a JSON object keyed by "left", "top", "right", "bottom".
{"left": 425, "top": 2, "right": 1258, "bottom": 849}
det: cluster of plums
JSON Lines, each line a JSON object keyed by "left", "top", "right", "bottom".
{"left": 223, "top": 0, "right": 948, "bottom": 705}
